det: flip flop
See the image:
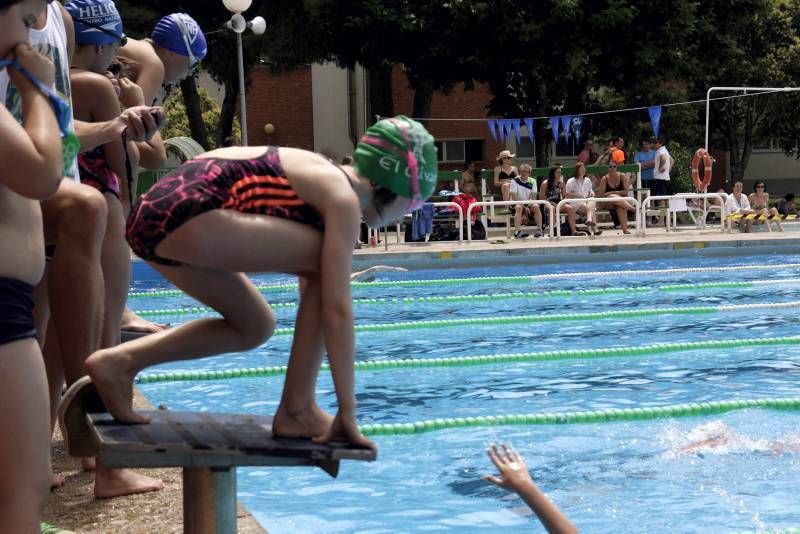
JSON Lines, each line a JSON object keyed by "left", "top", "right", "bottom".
{"left": 58, "top": 376, "right": 106, "bottom": 458}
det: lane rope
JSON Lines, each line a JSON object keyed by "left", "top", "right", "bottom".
{"left": 132, "top": 278, "right": 800, "bottom": 317}
{"left": 357, "top": 397, "right": 800, "bottom": 436}
{"left": 268, "top": 300, "right": 800, "bottom": 337}
{"left": 127, "top": 263, "right": 800, "bottom": 298}
{"left": 135, "top": 334, "right": 800, "bottom": 384}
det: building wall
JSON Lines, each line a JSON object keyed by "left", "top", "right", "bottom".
{"left": 389, "top": 66, "right": 503, "bottom": 172}
{"left": 311, "top": 63, "right": 360, "bottom": 161}
{"left": 246, "top": 66, "right": 314, "bottom": 149}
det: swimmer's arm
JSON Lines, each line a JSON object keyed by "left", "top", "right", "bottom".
{"left": 485, "top": 444, "right": 578, "bottom": 534}
{"left": 0, "top": 88, "right": 61, "bottom": 199}
{"left": 317, "top": 195, "right": 361, "bottom": 412}
{"left": 350, "top": 266, "right": 407, "bottom": 283}
{"left": 133, "top": 58, "right": 166, "bottom": 111}
{"left": 74, "top": 73, "right": 129, "bottom": 186}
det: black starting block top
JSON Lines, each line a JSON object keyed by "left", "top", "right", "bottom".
{"left": 88, "top": 410, "right": 376, "bottom": 477}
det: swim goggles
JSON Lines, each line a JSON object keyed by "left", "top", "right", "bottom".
{"left": 360, "top": 118, "right": 424, "bottom": 212}
{"left": 173, "top": 15, "right": 201, "bottom": 74}
{"left": 0, "top": 59, "right": 80, "bottom": 175}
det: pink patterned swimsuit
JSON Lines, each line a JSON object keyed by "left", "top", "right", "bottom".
{"left": 126, "top": 146, "right": 324, "bottom": 266}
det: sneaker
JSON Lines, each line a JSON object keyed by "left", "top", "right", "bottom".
{"left": 513, "top": 230, "right": 529, "bottom": 239}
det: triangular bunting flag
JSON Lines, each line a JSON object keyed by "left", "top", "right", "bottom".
{"left": 487, "top": 119, "right": 497, "bottom": 142}
{"left": 523, "top": 118, "right": 535, "bottom": 144}
{"left": 550, "top": 116, "right": 560, "bottom": 143}
{"left": 560, "top": 115, "right": 573, "bottom": 142}
{"left": 571, "top": 116, "right": 583, "bottom": 145}
{"left": 648, "top": 106, "right": 662, "bottom": 139}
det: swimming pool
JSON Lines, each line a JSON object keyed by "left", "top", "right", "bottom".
{"left": 132, "top": 253, "right": 800, "bottom": 533}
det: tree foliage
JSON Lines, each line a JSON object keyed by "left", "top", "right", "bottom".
{"left": 161, "top": 87, "right": 240, "bottom": 149}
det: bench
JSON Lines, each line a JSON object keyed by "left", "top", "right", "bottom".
{"left": 60, "top": 379, "right": 375, "bottom": 534}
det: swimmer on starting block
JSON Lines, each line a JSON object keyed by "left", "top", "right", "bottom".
{"left": 64, "top": 116, "right": 437, "bottom": 450}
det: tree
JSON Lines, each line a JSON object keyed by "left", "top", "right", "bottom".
{"left": 688, "top": 0, "right": 800, "bottom": 182}
{"left": 161, "top": 87, "right": 241, "bottom": 149}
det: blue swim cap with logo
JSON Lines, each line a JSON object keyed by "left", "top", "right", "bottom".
{"left": 151, "top": 13, "right": 208, "bottom": 62}
{"left": 66, "top": 0, "right": 124, "bottom": 46}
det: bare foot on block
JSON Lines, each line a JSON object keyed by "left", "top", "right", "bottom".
{"left": 273, "top": 403, "right": 334, "bottom": 439}
{"left": 86, "top": 351, "right": 149, "bottom": 425}
{"left": 121, "top": 308, "right": 167, "bottom": 334}
{"left": 94, "top": 464, "right": 163, "bottom": 499}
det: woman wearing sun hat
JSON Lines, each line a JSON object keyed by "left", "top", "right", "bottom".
{"left": 493, "top": 149, "right": 518, "bottom": 202}
{"left": 68, "top": 116, "right": 437, "bottom": 451}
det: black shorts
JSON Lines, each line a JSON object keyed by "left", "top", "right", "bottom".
{"left": 649, "top": 179, "right": 669, "bottom": 196}
{"left": 0, "top": 277, "right": 37, "bottom": 346}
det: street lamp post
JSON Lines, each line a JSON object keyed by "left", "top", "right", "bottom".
{"left": 223, "top": 0, "right": 266, "bottom": 146}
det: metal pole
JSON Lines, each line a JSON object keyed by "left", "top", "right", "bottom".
{"left": 236, "top": 32, "right": 248, "bottom": 146}
{"left": 705, "top": 86, "right": 798, "bottom": 151}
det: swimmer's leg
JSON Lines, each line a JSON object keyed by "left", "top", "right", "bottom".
{"left": 274, "top": 274, "right": 333, "bottom": 439}
{"left": 94, "top": 194, "right": 164, "bottom": 498}
{"left": 87, "top": 266, "right": 276, "bottom": 424}
{"left": 0, "top": 339, "right": 52, "bottom": 531}
{"left": 100, "top": 193, "right": 130, "bottom": 348}
{"left": 88, "top": 211, "right": 322, "bottom": 422}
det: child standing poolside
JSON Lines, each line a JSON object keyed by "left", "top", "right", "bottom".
{"left": 75, "top": 116, "right": 437, "bottom": 448}
{"left": 0, "top": 0, "right": 65, "bottom": 528}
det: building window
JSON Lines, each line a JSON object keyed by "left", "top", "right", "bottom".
{"left": 434, "top": 139, "right": 484, "bottom": 163}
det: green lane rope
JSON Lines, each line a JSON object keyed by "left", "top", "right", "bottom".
{"left": 132, "top": 278, "right": 800, "bottom": 318}
{"left": 270, "top": 300, "right": 800, "bottom": 337}
{"left": 357, "top": 397, "right": 800, "bottom": 436}
{"left": 127, "top": 263, "right": 800, "bottom": 299}
{"left": 134, "top": 334, "right": 800, "bottom": 384}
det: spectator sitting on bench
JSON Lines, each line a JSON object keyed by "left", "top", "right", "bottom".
{"left": 777, "top": 193, "right": 797, "bottom": 218}
{"left": 509, "top": 164, "right": 543, "bottom": 239}
{"left": 599, "top": 162, "right": 635, "bottom": 234}
{"left": 565, "top": 161, "right": 602, "bottom": 236}
{"left": 726, "top": 181, "right": 755, "bottom": 233}
{"left": 493, "top": 150, "right": 517, "bottom": 202}
{"left": 539, "top": 165, "right": 577, "bottom": 235}
{"left": 461, "top": 160, "right": 480, "bottom": 201}
{"left": 748, "top": 180, "right": 783, "bottom": 232}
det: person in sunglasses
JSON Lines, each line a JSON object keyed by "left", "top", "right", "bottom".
{"left": 67, "top": 116, "right": 436, "bottom": 453}
{"left": 0, "top": 0, "right": 68, "bottom": 529}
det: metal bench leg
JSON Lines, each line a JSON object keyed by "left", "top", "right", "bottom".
{"left": 184, "top": 467, "right": 237, "bottom": 534}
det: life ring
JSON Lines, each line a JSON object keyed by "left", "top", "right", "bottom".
{"left": 691, "top": 148, "right": 713, "bottom": 191}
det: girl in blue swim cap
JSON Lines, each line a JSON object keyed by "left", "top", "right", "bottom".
{"left": 115, "top": 12, "right": 207, "bottom": 107}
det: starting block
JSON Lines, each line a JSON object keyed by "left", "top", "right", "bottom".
{"left": 59, "top": 378, "right": 376, "bottom": 534}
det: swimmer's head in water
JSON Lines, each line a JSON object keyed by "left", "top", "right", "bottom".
{"left": 66, "top": 0, "right": 124, "bottom": 46}
{"left": 687, "top": 421, "right": 730, "bottom": 442}
{"left": 354, "top": 116, "right": 438, "bottom": 211}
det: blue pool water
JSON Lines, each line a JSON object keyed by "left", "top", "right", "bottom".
{"left": 134, "top": 253, "right": 800, "bottom": 533}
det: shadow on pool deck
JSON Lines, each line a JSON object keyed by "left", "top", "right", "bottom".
{"left": 44, "top": 389, "right": 267, "bottom": 534}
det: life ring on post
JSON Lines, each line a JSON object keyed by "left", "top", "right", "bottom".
{"left": 691, "top": 148, "right": 714, "bottom": 191}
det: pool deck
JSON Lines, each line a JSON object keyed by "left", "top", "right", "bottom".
{"left": 352, "top": 225, "right": 800, "bottom": 269}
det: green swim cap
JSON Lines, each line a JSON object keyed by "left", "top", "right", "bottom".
{"left": 354, "top": 116, "right": 438, "bottom": 209}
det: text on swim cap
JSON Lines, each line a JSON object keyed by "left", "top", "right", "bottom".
{"left": 77, "top": 3, "right": 119, "bottom": 19}
{"left": 378, "top": 156, "right": 435, "bottom": 181}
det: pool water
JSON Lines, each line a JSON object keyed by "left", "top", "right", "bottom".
{"left": 134, "top": 254, "right": 800, "bottom": 533}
